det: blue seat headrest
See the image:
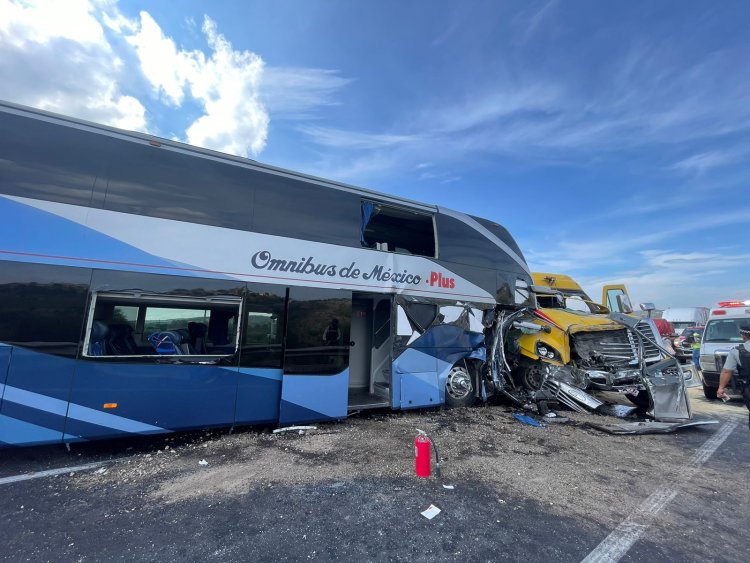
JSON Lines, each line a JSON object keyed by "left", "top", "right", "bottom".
{"left": 91, "top": 320, "right": 109, "bottom": 341}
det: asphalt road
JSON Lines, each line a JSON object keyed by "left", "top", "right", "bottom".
{"left": 1, "top": 388, "right": 748, "bottom": 563}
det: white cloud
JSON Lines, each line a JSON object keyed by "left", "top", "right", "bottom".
{"left": 580, "top": 248, "right": 750, "bottom": 309}
{"left": 123, "top": 13, "right": 268, "bottom": 156}
{"left": 0, "top": 0, "right": 147, "bottom": 130}
{"left": 299, "top": 126, "right": 421, "bottom": 150}
{"left": 1, "top": 1, "right": 351, "bottom": 159}
{"left": 524, "top": 206, "right": 750, "bottom": 309}
{"left": 262, "top": 67, "right": 353, "bottom": 118}
{"left": 671, "top": 148, "right": 748, "bottom": 175}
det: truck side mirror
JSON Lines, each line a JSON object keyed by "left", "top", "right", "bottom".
{"left": 616, "top": 294, "right": 633, "bottom": 314}
{"left": 639, "top": 302, "right": 655, "bottom": 318}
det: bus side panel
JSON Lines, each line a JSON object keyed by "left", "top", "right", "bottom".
{"left": 0, "top": 349, "right": 73, "bottom": 446}
{"left": 0, "top": 345, "right": 10, "bottom": 401}
{"left": 65, "top": 363, "right": 238, "bottom": 441}
{"left": 279, "top": 369, "right": 349, "bottom": 424}
{"left": 234, "top": 368, "right": 283, "bottom": 425}
{"left": 394, "top": 350, "right": 438, "bottom": 409}
{"left": 396, "top": 325, "right": 485, "bottom": 409}
{"left": 0, "top": 261, "right": 91, "bottom": 447}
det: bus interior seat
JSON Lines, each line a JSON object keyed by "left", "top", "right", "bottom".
{"left": 89, "top": 321, "right": 109, "bottom": 356}
{"left": 148, "top": 331, "right": 185, "bottom": 355}
{"left": 173, "top": 328, "right": 194, "bottom": 354}
{"left": 107, "top": 324, "right": 139, "bottom": 355}
{"left": 188, "top": 322, "right": 208, "bottom": 354}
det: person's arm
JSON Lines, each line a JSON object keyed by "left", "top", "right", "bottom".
{"left": 717, "top": 369, "right": 733, "bottom": 399}
{"left": 718, "top": 351, "right": 737, "bottom": 399}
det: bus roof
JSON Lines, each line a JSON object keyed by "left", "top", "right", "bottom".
{"left": 0, "top": 99, "right": 435, "bottom": 213}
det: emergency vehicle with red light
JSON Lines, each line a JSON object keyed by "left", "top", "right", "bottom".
{"left": 698, "top": 300, "right": 750, "bottom": 400}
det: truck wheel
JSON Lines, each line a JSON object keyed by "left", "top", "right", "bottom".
{"left": 515, "top": 361, "right": 545, "bottom": 391}
{"left": 445, "top": 365, "right": 475, "bottom": 408}
{"left": 702, "top": 384, "right": 718, "bottom": 400}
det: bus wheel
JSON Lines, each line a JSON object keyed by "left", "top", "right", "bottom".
{"left": 445, "top": 365, "right": 475, "bottom": 408}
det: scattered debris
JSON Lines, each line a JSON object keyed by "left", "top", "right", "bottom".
{"left": 512, "top": 413, "right": 546, "bottom": 427}
{"left": 272, "top": 426, "right": 318, "bottom": 434}
{"left": 420, "top": 504, "right": 441, "bottom": 520}
{"left": 198, "top": 459, "right": 208, "bottom": 466}
{"left": 588, "top": 416, "right": 719, "bottom": 435}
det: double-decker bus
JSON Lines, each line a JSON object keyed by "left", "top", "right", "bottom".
{"left": 0, "top": 100, "right": 532, "bottom": 447}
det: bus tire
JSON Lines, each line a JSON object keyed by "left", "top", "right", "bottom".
{"left": 445, "top": 365, "right": 475, "bottom": 408}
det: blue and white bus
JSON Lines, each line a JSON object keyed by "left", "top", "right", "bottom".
{"left": 0, "top": 101, "right": 533, "bottom": 447}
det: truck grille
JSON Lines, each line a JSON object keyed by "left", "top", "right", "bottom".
{"left": 572, "top": 322, "right": 663, "bottom": 367}
{"left": 633, "top": 321, "right": 662, "bottom": 361}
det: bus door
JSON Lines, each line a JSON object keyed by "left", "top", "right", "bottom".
{"left": 279, "top": 288, "right": 352, "bottom": 425}
{"left": 346, "top": 295, "right": 392, "bottom": 410}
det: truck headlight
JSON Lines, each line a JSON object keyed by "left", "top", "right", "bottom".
{"left": 536, "top": 342, "right": 560, "bottom": 360}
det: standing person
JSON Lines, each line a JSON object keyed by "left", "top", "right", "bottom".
{"left": 691, "top": 330, "right": 702, "bottom": 372}
{"left": 717, "top": 324, "right": 750, "bottom": 429}
{"left": 323, "top": 318, "right": 341, "bottom": 346}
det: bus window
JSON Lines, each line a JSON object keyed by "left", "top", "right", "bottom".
{"left": 84, "top": 293, "right": 242, "bottom": 358}
{"left": 284, "top": 288, "right": 351, "bottom": 375}
{"left": 112, "top": 306, "right": 139, "bottom": 332}
{"left": 0, "top": 261, "right": 91, "bottom": 358}
{"left": 239, "top": 288, "right": 286, "bottom": 368}
{"left": 361, "top": 201, "right": 435, "bottom": 257}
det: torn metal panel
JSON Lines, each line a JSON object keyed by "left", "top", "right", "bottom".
{"left": 542, "top": 379, "right": 603, "bottom": 413}
{"left": 642, "top": 360, "right": 692, "bottom": 421}
{"left": 588, "top": 417, "right": 719, "bottom": 435}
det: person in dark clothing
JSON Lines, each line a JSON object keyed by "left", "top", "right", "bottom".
{"left": 323, "top": 318, "right": 341, "bottom": 346}
{"left": 717, "top": 324, "right": 750, "bottom": 429}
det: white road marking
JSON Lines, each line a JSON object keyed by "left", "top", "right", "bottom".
{"left": 0, "top": 461, "right": 108, "bottom": 485}
{"left": 581, "top": 420, "right": 739, "bottom": 563}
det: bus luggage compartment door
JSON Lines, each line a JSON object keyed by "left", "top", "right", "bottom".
{"left": 279, "top": 288, "right": 352, "bottom": 425}
{"left": 394, "top": 350, "right": 439, "bottom": 409}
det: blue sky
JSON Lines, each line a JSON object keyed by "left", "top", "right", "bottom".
{"left": 1, "top": 0, "right": 748, "bottom": 308}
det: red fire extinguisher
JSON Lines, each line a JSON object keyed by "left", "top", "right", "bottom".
{"left": 415, "top": 429, "right": 441, "bottom": 478}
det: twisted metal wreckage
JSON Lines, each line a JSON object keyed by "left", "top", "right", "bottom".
{"left": 490, "top": 308, "right": 717, "bottom": 433}
{"left": 398, "top": 297, "right": 717, "bottom": 434}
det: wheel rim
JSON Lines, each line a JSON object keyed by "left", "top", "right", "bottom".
{"left": 524, "top": 362, "right": 545, "bottom": 390}
{"left": 446, "top": 366, "right": 472, "bottom": 400}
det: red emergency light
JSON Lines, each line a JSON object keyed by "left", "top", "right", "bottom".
{"left": 718, "top": 300, "right": 750, "bottom": 307}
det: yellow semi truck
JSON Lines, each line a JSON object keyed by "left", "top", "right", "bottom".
{"left": 512, "top": 273, "right": 665, "bottom": 405}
